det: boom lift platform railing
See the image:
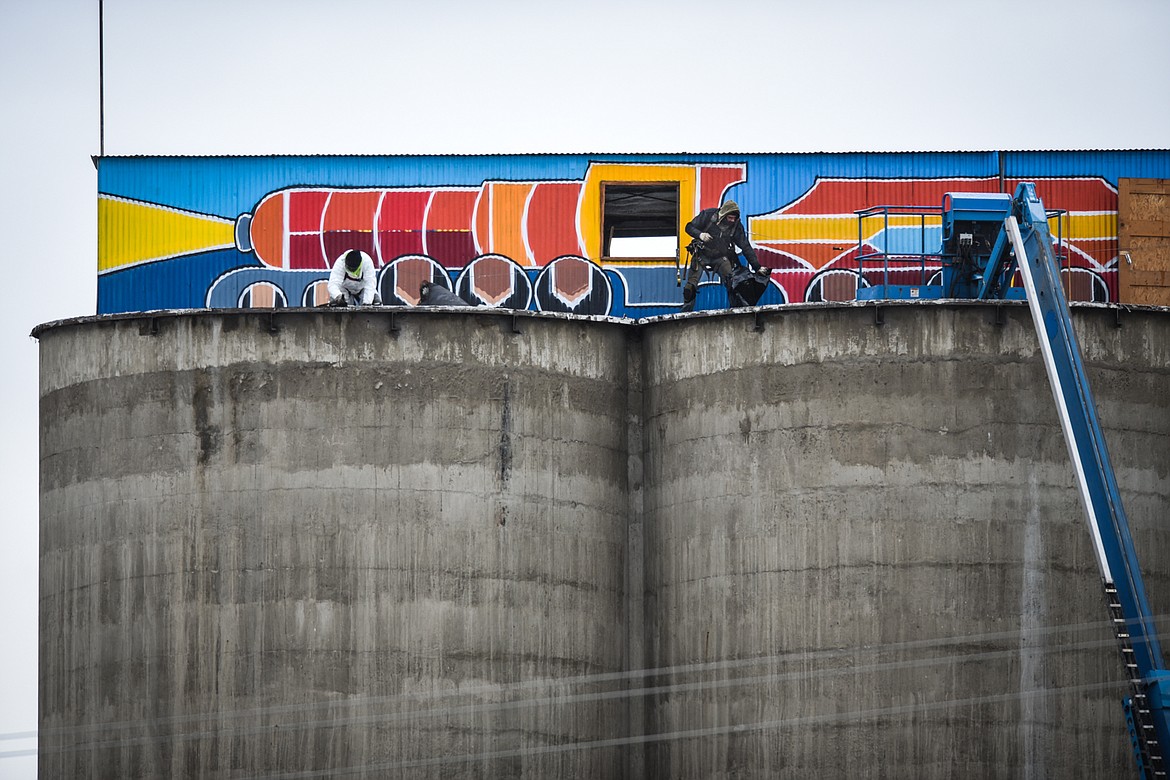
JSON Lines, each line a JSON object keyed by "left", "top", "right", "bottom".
{"left": 855, "top": 182, "right": 1169, "bottom": 778}
{"left": 853, "top": 204, "right": 945, "bottom": 298}
{"left": 855, "top": 192, "right": 1068, "bottom": 301}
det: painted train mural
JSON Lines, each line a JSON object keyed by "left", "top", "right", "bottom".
{"left": 96, "top": 152, "right": 1170, "bottom": 316}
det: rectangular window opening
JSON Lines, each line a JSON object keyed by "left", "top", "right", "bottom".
{"left": 602, "top": 182, "right": 679, "bottom": 260}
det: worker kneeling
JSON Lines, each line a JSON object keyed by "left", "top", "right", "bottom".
{"left": 328, "top": 249, "right": 381, "bottom": 306}
{"left": 681, "top": 200, "right": 768, "bottom": 312}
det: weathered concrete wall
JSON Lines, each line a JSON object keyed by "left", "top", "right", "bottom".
{"left": 38, "top": 303, "right": 1170, "bottom": 779}
{"left": 640, "top": 302, "right": 1170, "bottom": 779}
{"left": 39, "top": 309, "right": 634, "bottom": 778}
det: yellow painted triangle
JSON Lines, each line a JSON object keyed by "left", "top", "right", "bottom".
{"left": 99, "top": 195, "right": 236, "bottom": 273}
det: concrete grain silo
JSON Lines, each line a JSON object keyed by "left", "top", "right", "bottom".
{"left": 37, "top": 302, "right": 1170, "bottom": 778}
{"left": 637, "top": 302, "right": 1170, "bottom": 778}
{"left": 37, "top": 309, "right": 636, "bottom": 778}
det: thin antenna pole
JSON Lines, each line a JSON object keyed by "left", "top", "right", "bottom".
{"left": 99, "top": 0, "right": 105, "bottom": 156}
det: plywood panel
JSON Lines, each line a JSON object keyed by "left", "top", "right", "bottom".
{"left": 1119, "top": 178, "right": 1170, "bottom": 305}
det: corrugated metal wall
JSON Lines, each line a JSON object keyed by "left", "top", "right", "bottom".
{"left": 96, "top": 150, "right": 1170, "bottom": 315}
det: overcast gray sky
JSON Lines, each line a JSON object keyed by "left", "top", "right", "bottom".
{"left": 2, "top": 0, "right": 1168, "bottom": 776}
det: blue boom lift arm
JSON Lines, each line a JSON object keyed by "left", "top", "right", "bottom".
{"left": 1006, "top": 183, "right": 1169, "bottom": 778}
{"left": 856, "top": 182, "right": 1169, "bottom": 777}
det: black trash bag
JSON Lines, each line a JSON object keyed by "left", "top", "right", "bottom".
{"left": 419, "top": 281, "right": 471, "bottom": 306}
{"left": 727, "top": 266, "right": 769, "bottom": 307}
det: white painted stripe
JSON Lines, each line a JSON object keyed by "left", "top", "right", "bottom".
{"left": 373, "top": 192, "right": 387, "bottom": 266}
{"left": 521, "top": 185, "right": 535, "bottom": 265}
{"left": 421, "top": 191, "right": 435, "bottom": 259}
{"left": 282, "top": 192, "right": 291, "bottom": 270}
{"left": 694, "top": 168, "right": 702, "bottom": 217}
{"left": 573, "top": 183, "right": 586, "bottom": 257}
{"left": 488, "top": 184, "right": 495, "bottom": 253}
{"left": 318, "top": 192, "right": 333, "bottom": 269}
{"left": 95, "top": 243, "right": 237, "bottom": 273}
{"left": 98, "top": 193, "right": 235, "bottom": 221}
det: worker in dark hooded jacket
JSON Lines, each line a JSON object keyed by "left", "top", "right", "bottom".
{"left": 681, "top": 200, "right": 767, "bottom": 312}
